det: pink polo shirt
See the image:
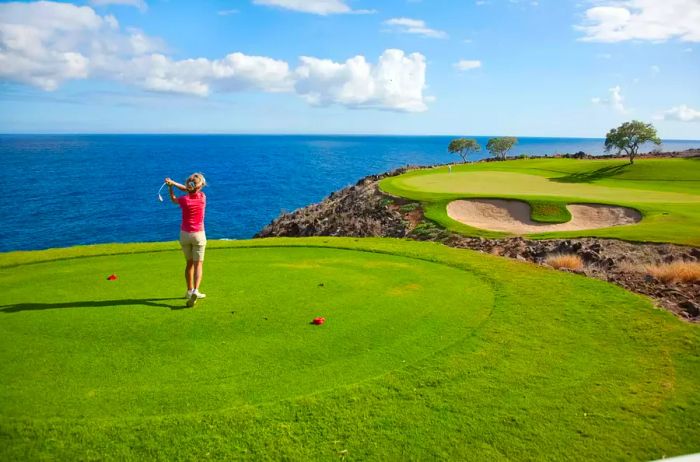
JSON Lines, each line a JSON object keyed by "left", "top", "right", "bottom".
{"left": 178, "top": 192, "right": 206, "bottom": 232}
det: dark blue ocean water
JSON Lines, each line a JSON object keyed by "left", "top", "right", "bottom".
{"left": 2, "top": 134, "right": 699, "bottom": 252}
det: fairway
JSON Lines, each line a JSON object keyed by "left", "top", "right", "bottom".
{"left": 1, "top": 238, "right": 699, "bottom": 460}
{"left": 398, "top": 171, "right": 700, "bottom": 203}
{"left": 380, "top": 158, "right": 700, "bottom": 245}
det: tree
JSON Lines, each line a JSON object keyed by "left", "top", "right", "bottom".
{"left": 604, "top": 120, "right": 660, "bottom": 164}
{"left": 447, "top": 138, "right": 481, "bottom": 163}
{"left": 486, "top": 137, "right": 518, "bottom": 160}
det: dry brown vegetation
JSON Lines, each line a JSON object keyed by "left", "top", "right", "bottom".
{"left": 545, "top": 254, "right": 584, "bottom": 271}
{"left": 644, "top": 261, "right": 700, "bottom": 284}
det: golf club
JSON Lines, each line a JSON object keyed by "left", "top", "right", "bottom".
{"left": 157, "top": 182, "right": 167, "bottom": 202}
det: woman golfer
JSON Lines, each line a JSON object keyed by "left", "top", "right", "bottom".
{"left": 165, "top": 173, "right": 207, "bottom": 307}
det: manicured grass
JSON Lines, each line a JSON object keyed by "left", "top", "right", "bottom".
{"left": 528, "top": 199, "right": 571, "bottom": 223}
{"left": 1, "top": 238, "right": 699, "bottom": 460}
{"left": 380, "top": 158, "right": 700, "bottom": 245}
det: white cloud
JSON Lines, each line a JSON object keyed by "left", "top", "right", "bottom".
{"left": 660, "top": 105, "right": 700, "bottom": 122}
{"left": 384, "top": 18, "right": 447, "bottom": 39}
{"left": 252, "top": 0, "right": 374, "bottom": 15}
{"left": 596, "top": 53, "right": 613, "bottom": 59}
{"left": 125, "top": 53, "right": 294, "bottom": 96}
{"left": 0, "top": 1, "right": 142, "bottom": 90}
{"left": 577, "top": 0, "right": 700, "bottom": 43}
{"left": 454, "top": 59, "right": 482, "bottom": 71}
{"left": 90, "top": 0, "right": 147, "bottom": 12}
{"left": 650, "top": 64, "right": 660, "bottom": 75}
{"left": 592, "top": 85, "right": 628, "bottom": 114}
{"left": 0, "top": 2, "right": 427, "bottom": 112}
{"left": 217, "top": 9, "right": 239, "bottom": 16}
{"left": 608, "top": 85, "right": 627, "bottom": 113}
{"left": 295, "top": 49, "right": 429, "bottom": 112}
{"left": 0, "top": 1, "right": 108, "bottom": 31}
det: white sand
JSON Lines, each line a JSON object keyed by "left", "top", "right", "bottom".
{"left": 446, "top": 199, "right": 641, "bottom": 234}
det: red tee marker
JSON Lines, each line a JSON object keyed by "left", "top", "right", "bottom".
{"left": 107, "top": 274, "right": 118, "bottom": 281}
{"left": 312, "top": 317, "right": 326, "bottom": 325}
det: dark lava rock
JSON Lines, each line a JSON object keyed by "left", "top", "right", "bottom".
{"left": 679, "top": 300, "right": 700, "bottom": 317}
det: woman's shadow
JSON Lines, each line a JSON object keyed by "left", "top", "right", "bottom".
{"left": 0, "top": 298, "right": 188, "bottom": 313}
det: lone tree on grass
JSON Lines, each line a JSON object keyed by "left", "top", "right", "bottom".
{"left": 486, "top": 137, "right": 518, "bottom": 160}
{"left": 604, "top": 120, "right": 661, "bottom": 164}
{"left": 448, "top": 138, "right": 481, "bottom": 162}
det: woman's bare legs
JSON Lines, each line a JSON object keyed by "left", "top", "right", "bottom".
{"left": 185, "top": 260, "right": 195, "bottom": 291}
{"left": 193, "top": 260, "right": 204, "bottom": 291}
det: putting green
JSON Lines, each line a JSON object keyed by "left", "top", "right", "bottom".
{"left": 1, "top": 238, "right": 698, "bottom": 460}
{"left": 397, "top": 171, "right": 700, "bottom": 204}
{"left": 380, "top": 158, "right": 700, "bottom": 245}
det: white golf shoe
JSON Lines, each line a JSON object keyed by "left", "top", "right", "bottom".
{"left": 186, "top": 289, "right": 206, "bottom": 307}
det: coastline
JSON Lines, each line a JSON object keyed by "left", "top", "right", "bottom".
{"left": 256, "top": 150, "right": 700, "bottom": 321}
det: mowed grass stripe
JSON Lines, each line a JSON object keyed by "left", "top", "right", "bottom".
{"left": 0, "top": 238, "right": 698, "bottom": 460}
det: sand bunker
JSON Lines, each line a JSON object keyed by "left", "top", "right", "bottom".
{"left": 447, "top": 199, "right": 641, "bottom": 234}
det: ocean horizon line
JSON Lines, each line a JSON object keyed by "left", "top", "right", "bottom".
{"left": 2, "top": 133, "right": 700, "bottom": 143}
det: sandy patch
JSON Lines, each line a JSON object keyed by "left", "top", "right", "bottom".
{"left": 446, "top": 199, "right": 641, "bottom": 234}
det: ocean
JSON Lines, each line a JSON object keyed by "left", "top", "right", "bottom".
{"left": 2, "top": 134, "right": 699, "bottom": 252}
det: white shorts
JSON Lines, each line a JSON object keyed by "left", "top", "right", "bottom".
{"left": 179, "top": 231, "right": 206, "bottom": 261}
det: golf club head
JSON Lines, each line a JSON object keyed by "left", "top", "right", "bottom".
{"left": 158, "top": 194, "right": 164, "bottom": 202}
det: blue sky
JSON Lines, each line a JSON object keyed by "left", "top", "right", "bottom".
{"left": 0, "top": 0, "right": 699, "bottom": 138}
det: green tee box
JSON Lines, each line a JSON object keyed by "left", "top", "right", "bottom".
{"left": 0, "top": 238, "right": 698, "bottom": 460}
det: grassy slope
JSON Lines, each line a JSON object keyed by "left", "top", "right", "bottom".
{"left": 1, "top": 238, "right": 699, "bottom": 460}
{"left": 380, "top": 158, "right": 700, "bottom": 245}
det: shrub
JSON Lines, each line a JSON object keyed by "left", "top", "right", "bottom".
{"left": 410, "top": 221, "right": 449, "bottom": 240}
{"left": 644, "top": 261, "right": 700, "bottom": 284}
{"left": 411, "top": 222, "right": 436, "bottom": 236}
{"left": 400, "top": 203, "right": 420, "bottom": 213}
{"left": 545, "top": 254, "right": 584, "bottom": 271}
